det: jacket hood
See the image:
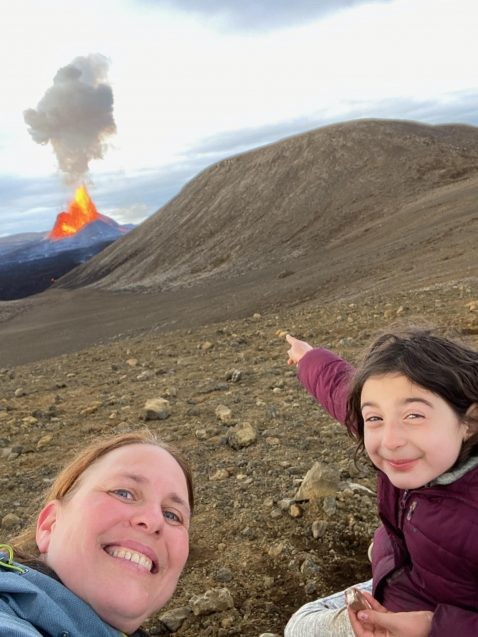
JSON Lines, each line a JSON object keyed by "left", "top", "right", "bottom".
{"left": 431, "top": 454, "right": 478, "bottom": 486}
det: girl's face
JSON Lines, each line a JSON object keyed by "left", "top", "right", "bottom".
{"left": 361, "top": 373, "right": 470, "bottom": 489}
{"left": 36, "top": 444, "right": 190, "bottom": 633}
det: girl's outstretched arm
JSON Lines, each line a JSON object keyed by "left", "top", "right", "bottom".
{"left": 285, "top": 335, "right": 354, "bottom": 425}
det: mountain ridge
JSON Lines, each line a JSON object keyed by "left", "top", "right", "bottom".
{"left": 56, "top": 118, "right": 478, "bottom": 294}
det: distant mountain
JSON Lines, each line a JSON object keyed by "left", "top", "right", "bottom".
{"left": 0, "top": 215, "right": 133, "bottom": 300}
{"left": 0, "top": 231, "right": 47, "bottom": 257}
{"left": 56, "top": 119, "right": 478, "bottom": 295}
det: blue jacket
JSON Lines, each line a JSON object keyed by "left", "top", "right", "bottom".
{"left": 0, "top": 555, "right": 126, "bottom": 636}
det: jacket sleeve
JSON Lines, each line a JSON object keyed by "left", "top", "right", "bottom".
{"left": 430, "top": 605, "right": 478, "bottom": 637}
{"left": 297, "top": 347, "right": 355, "bottom": 426}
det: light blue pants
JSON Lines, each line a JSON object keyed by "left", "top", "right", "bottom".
{"left": 284, "top": 579, "right": 373, "bottom": 637}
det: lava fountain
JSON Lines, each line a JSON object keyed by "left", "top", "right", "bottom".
{"left": 49, "top": 185, "right": 100, "bottom": 240}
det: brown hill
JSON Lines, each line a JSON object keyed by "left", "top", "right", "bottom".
{"left": 57, "top": 118, "right": 478, "bottom": 296}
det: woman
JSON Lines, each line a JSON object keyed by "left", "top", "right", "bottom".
{"left": 0, "top": 430, "right": 194, "bottom": 636}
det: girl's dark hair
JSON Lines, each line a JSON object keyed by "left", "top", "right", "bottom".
{"left": 345, "top": 328, "right": 478, "bottom": 467}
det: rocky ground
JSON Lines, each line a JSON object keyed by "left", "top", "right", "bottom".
{"left": 1, "top": 279, "right": 477, "bottom": 636}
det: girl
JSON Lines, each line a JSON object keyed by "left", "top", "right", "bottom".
{"left": 0, "top": 430, "right": 194, "bottom": 636}
{"left": 284, "top": 329, "right": 478, "bottom": 637}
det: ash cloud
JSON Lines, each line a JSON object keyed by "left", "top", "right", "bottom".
{"left": 24, "top": 53, "right": 116, "bottom": 182}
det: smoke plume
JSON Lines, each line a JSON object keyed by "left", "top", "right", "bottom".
{"left": 24, "top": 53, "right": 116, "bottom": 182}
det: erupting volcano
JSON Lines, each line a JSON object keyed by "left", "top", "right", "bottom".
{"left": 49, "top": 185, "right": 100, "bottom": 240}
{"left": 0, "top": 184, "right": 133, "bottom": 300}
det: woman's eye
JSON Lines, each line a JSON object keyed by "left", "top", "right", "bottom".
{"left": 163, "top": 509, "right": 182, "bottom": 524}
{"left": 111, "top": 489, "right": 134, "bottom": 500}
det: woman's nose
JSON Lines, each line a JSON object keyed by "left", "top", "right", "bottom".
{"left": 131, "top": 506, "right": 164, "bottom": 533}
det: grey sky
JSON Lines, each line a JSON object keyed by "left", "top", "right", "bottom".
{"left": 148, "top": 0, "right": 393, "bottom": 30}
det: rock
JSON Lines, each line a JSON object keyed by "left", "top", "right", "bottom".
{"left": 323, "top": 496, "right": 337, "bottom": 516}
{"left": 294, "top": 462, "right": 340, "bottom": 501}
{"left": 215, "top": 404, "right": 234, "bottom": 425}
{"left": 225, "top": 369, "right": 242, "bottom": 382}
{"left": 304, "top": 580, "right": 318, "bottom": 595}
{"left": 200, "top": 341, "right": 214, "bottom": 351}
{"left": 278, "top": 498, "right": 293, "bottom": 511}
{"left": 144, "top": 398, "right": 171, "bottom": 421}
{"left": 14, "top": 388, "right": 26, "bottom": 397}
{"left": 300, "top": 558, "right": 321, "bottom": 578}
{"left": 157, "top": 606, "right": 192, "bottom": 632}
{"left": 136, "top": 370, "right": 154, "bottom": 381}
{"left": 289, "top": 503, "right": 303, "bottom": 518}
{"left": 126, "top": 358, "right": 138, "bottom": 367}
{"left": 22, "top": 416, "right": 38, "bottom": 426}
{"left": 268, "top": 542, "right": 285, "bottom": 558}
{"left": 226, "top": 422, "right": 257, "bottom": 449}
{"left": 37, "top": 434, "right": 53, "bottom": 450}
{"left": 209, "top": 468, "right": 230, "bottom": 481}
{"left": 80, "top": 401, "right": 103, "bottom": 416}
{"left": 215, "top": 567, "right": 233, "bottom": 582}
{"left": 311, "top": 519, "right": 328, "bottom": 538}
{"left": 2, "top": 513, "right": 21, "bottom": 529}
{"left": 189, "top": 587, "right": 234, "bottom": 616}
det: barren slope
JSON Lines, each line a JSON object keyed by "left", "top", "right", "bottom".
{"left": 57, "top": 119, "right": 478, "bottom": 293}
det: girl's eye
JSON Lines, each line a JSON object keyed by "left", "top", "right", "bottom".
{"left": 405, "top": 413, "right": 424, "bottom": 421}
{"left": 364, "top": 415, "right": 382, "bottom": 424}
{"left": 110, "top": 489, "right": 134, "bottom": 500}
{"left": 163, "top": 509, "right": 182, "bottom": 525}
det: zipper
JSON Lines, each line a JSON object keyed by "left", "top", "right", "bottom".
{"left": 406, "top": 500, "right": 417, "bottom": 521}
{"left": 398, "top": 489, "right": 409, "bottom": 527}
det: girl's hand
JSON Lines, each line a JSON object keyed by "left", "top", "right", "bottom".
{"left": 286, "top": 334, "right": 313, "bottom": 366}
{"left": 348, "top": 591, "right": 433, "bottom": 637}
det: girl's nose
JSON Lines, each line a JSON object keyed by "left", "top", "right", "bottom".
{"left": 381, "top": 420, "right": 406, "bottom": 449}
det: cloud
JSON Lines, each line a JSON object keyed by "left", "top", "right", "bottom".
{"left": 188, "top": 91, "right": 478, "bottom": 157}
{"left": 148, "top": 0, "right": 393, "bottom": 31}
{"left": 23, "top": 54, "right": 116, "bottom": 183}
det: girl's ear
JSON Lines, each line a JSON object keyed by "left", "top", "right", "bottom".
{"left": 36, "top": 501, "right": 58, "bottom": 554}
{"left": 463, "top": 403, "right": 478, "bottom": 440}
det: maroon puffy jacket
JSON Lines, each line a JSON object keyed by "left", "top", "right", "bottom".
{"left": 298, "top": 347, "right": 478, "bottom": 637}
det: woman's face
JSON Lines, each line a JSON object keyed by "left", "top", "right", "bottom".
{"left": 361, "top": 373, "right": 469, "bottom": 489}
{"left": 36, "top": 444, "right": 190, "bottom": 633}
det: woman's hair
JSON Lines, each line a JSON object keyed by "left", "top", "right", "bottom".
{"left": 345, "top": 328, "right": 478, "bottom": 466}
{"left": 9, "top": 429, "right": 194, "bottom": 561}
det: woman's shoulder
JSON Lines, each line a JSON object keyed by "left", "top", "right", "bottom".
{"left": 0, "top": 561, "right": 122, "bottom": 636}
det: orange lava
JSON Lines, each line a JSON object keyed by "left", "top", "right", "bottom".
{"left": 49, "top": 185, "right": 99, "bottom": 240}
